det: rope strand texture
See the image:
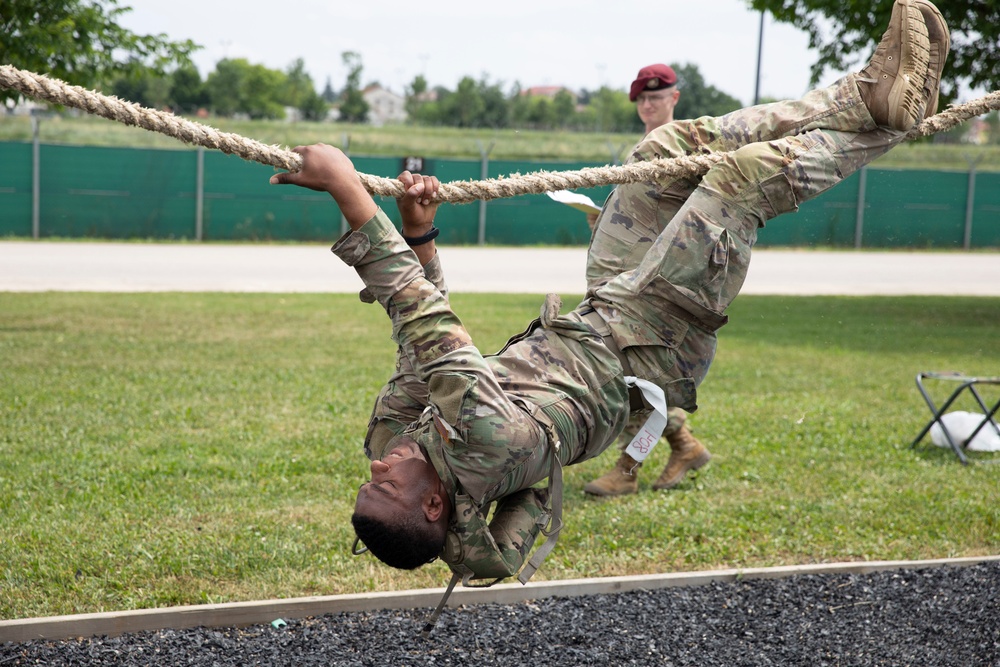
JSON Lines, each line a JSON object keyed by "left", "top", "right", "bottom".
{"left": 2, "top": 64, "right": 997, "bottom": 204}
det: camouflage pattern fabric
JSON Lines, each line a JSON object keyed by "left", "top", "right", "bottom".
{"left": 586, "top": 74, "right": 906, "bottom": 416}
{"left": 335, "top": 212, "right": 629, "bottom": 582}
{"left": 442, "top": 487, "right": 551, "bottom": 583}
{"left": 339, "top": 73, "right": 909, "bottom": 583}
{"left": 363, "top": 253, "right": 448, "bottom": 459}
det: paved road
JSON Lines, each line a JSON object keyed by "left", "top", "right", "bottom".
{"left": 1, "top": 241, "right": 998, "bottom": 295}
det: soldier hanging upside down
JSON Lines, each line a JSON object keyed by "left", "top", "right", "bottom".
{"left": 270, "top": 0, "right": 948, "bottom": 587}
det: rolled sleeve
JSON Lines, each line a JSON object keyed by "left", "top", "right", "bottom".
{"left": 331, "top": 207, "right": 475, "bottom": 387}
{"left": 331, "top": 209, "right": 423, "bottom": 311}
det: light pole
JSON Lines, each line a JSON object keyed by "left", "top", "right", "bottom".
{"left": 754, "top": 10, "right": 765, "bottom": 105}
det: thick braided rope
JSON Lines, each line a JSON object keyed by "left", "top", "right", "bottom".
{"left": 0, "top": 64, "right": 302, "bottom": 171}
{"left": 905, "top": 89, "right": 1000, "bottom": 139}
{"left": 0, "top": 64, "right": 723, "bottom": 201}
{"left": 2, "top": 64, "right": 997, "bottom": 204}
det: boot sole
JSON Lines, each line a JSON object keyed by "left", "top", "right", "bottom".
{"left": 912, "top": 0, "right": 949, "bottom": 118}
{"left": 887, "top": 0, "right": 931, "bottom": 130}
{"left": 912, "top": 0, "right": 949, "bottom": 54}
{"left": 652, "top": 450, "right": 712, "bottom": 491}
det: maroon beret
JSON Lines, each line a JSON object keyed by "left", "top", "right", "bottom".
{"left": 629, "top": 64, "right": 678, "bottom": 101}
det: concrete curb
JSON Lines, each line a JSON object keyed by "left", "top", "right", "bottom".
{"left": 3, "top": 555, "right": 998, "bottom": 643}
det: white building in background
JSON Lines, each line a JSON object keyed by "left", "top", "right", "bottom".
{"left": 362, "top": 85, "right": 407, "bottom": 126}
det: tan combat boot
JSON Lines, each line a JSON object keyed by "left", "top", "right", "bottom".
{"left": 652, "top": 425, "right": 711, "bottom": 491}
{"left": 583, "top": 452, "right": 642, "bottom": 497}
{"left": 857, "top": 0, "right": 930, "bottom": 132}
{"left": 912, "top": 0, "right": 950, "bottom": 119}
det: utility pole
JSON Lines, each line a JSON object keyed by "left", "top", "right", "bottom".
{"left": 754, "top": 10, "right": 765, "bottom": 105}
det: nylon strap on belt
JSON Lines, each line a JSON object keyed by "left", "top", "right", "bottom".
{"left": 517, "top": 425, "right": 562, "bottom": 584}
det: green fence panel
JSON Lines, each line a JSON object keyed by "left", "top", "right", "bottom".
{"left": 971, "top": 172, "right": 1000, "bottom": 248}
{"left": 3, "top": 141, "right": 998, "bottom": 248}
{"left": 202, "top": 152, "right": 328, "bottom": 241}
{"left": 201, "top": 154, "right": 428, "bottom": 241}
{"left": 485, "top": 159, "right": 611, "bottom": 245}
{"left": 861, "top": 168, "right": 968, "bottom": 248}
{"left": 0, "top": 142, "right": 33, "bottom": 237}
{"left": 39, "top": 145, "right": 196, "bottom": 238}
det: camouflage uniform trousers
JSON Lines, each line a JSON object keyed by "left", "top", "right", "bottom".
{"left": 583, "top": 158, "right": 690, "bottom": 450}
{"left": 585, "top": 73, "right": 908, "bottom": 422}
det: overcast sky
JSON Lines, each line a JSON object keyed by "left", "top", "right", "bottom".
{"left": 119, "top": 0, "right": 853, "bottom": 106}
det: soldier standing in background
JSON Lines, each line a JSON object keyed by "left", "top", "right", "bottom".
{"left": 584, "top": 62, "right": 709, "bottom": 497}
{"left": 631, "top": 63, "right": 682, "bottom": 135}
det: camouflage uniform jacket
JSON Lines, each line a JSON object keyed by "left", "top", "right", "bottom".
{"left": 334, "top": 209, "right": 630, "bottom": 582}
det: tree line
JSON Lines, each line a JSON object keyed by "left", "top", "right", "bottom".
{"left": 405, "top": 63, "right": 744, "bottom": 132}
{"left": 4, "top": 1, "right": 998, "bottom": 134}
{"left": 103, "top": 51, "right": 746, "bottom": 133}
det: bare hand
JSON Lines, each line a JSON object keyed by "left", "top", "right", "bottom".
{"left": 269, "top": 144, "right": 357, "bottom": 194}
{"left": 270, "top": 144, "right": 377, "bottom": 230}
{"left": 396, "top": 170, "right": 440, "bottom": 236}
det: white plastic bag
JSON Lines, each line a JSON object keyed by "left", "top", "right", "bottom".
{"left": 929, "top": 411, "right": 1000, "bottom": 452}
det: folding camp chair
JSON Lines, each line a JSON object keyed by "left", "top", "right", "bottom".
{"left": 911, "top": 371, "right": 1000, "bottom": 464}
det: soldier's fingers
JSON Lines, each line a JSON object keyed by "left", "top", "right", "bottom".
{"left": 272, "top": 146, "right": 317, "bottom": 185}
{"left": 397, "top": 170, "right": 415, "bottom": 191}
{"left": 419, "top": 175, "right": 438, "bottom": 205}
{"left": 406, "top": 179, "right": 426, "bottom": 200}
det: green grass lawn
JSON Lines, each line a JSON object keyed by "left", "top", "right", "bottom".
{"left": 1, "top": 292, "right": 998, "bottom": 618}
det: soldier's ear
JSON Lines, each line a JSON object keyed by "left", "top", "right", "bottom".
{"left": 423, "top": 488, "right": 446, "bottom": 523}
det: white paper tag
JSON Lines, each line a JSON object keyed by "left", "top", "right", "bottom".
{"left": 622, "top": 376, "right": 669, "bottom": 462}
{"left": 545, "top": 190, "right": 602, "bottom": 215}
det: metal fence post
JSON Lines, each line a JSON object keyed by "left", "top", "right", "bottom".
{"left": 476, "top": 140, "right": 495, "bottom": 246}
{"left": 605, "top": 141, "right": 628, "bottom": 165}
{"left": 854, "top": 165, "right": 867, "bottom": 249}
{"left": 963, "top": 154, "right": 983, "bottom": 251}
{"left": 195, "top": 146, "right": 205, "bottom": 241}
{"left": 31, "top": 116, "right": 40, "bottom": 239}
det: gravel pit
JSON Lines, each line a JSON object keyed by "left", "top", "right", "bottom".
{"left": 3, "top": 561, "right": 998, "bottom": 666}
